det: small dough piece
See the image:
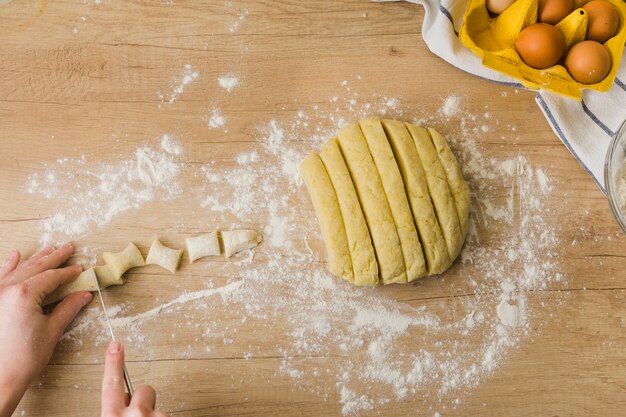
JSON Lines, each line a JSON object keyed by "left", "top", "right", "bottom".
{"left": 102, "top": 243, "right": 145, "bottom": 280}
{"left": 381, "top": 120, "right": 450, "bottom": 275}
{"left": 221, "top": 230, "right": 262, "bottom": 257}
{"left": 146, "top": 239, "right": 183, "bottom": 273}
{"left": 406, "top": 123, "right": 463, "bottom": 260}
{"left": 43, "top": 268, "right": 99, "bottom": 306}
{"left": 359, "top": 118, "right": 427, "bottom": 282}
{"left": 94, "top": 264, "right": 124, "bottom": 287}
{"left": 428, "top": 128, "right": 470, "bottom": 239}
{"left": 320, "top": 139, "right": 378, "bottom": 286}
{"left": 186, "top": 232, "right": 220, "bottom": 263}
{"left": 338, "top": 122, "right": 406, "bottom": 284}
{"left": 300, "top": 153, "right": 354, "bottom": 282}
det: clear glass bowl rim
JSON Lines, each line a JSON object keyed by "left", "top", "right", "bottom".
{"left": 605, "top": 117, "right": 626, "bottom": 234}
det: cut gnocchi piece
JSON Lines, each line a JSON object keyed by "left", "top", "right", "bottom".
{"left": 186, "top": 232, "right": 220, "bottom": 263}
{"left": 221, "top": 229, "right": 262, "bottom": 257}
{"left": 94, "top": 264, "right": 124, "bottom": 287}
{"left": 145, "top": 239, "right": 183, "bottom": 273}
{"left": 102, "top": 243, "right": 145, "bottom": 280}
{"left": 43, "top": 267, "right": 99, "bottom": 306}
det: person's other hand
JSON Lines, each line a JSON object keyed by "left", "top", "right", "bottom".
{"left": 102, "top": 341, "right": 168, "bottom": 417}
{"left": 0, "top": 244, "right": 93, "bottom": 417}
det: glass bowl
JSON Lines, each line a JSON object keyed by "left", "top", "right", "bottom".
{"left": 605, "top": 118, "right": 626, "bottom": 233}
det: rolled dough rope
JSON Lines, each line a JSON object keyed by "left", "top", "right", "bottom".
{"left": 221, "top": 229, "right": 263, "bottom": 258}
{"left": 359, "top": 118, "right": 427, "bottom": 282}
{"left": 319, "top": 139, "right": 378, "bottom": 286}
{"left": 428, "top": 128, "right": 471, "bottom": 240}
{"left": 406, "top": 123, "right": 463, "bottom": 261}
{"left": 43, "top": 262, "right": 129, "bottom": 306}
{"left": 145, "top": 239, "right": 183, "bottom": 273}
{"left": 94, "top": 264, "right": 123, "bottom": 287}
{"left": 43, "top": 268, "right": 99, "bottom": 306}
{"left": 102, "top": 242, "right": 145, "bottom": 280}
{"left": 337, "top": 122, "right": 406, "bottom": 284}
{"left": 300, "top": 153, "right": 354, "bottom": 282}
{"left": 186, "top": 232, "right": 220, "bottom": 263}
{"left": 381, "top": 120, "right": 450, "bottom": 275}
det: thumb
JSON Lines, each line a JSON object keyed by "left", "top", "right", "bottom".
{"left": 49, "top": 291, "right": 93, "bottom": 339}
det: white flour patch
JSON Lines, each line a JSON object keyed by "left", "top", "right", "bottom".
{"left": 207, "top": 108, "right": 226, "bottom": 130}
{"left": 159, "top": 64, "right": 199, "bottom": 104}
{"left": 160, "top": 134, "right": 183, "bottom": 155}
{"left": 224, "top": 2, "right": 248, "bottom": 32}
{"left": 235, "top": 151, "right": 258, "bottom": 165}
{"left": 63, "top": 281, "right": 244, "bottom": 340}
{"left": 26, "top": 137, "right": 184, "bottom": 245}
{"left": 217, "top": 74, "right": 240, "bottom": 92}
{"left": 440, "top": 95, "right": 460, "bottom": 118}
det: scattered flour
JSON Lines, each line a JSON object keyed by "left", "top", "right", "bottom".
{"left": 26, "top": 137, "right": 184, "bottom": 245}
{"left": 159, "top": 64, "right": 199, "bottom": 104}
{"left": 440, "top": 95, "right": 460, "bottom": 118}
{"left": 496, "top": 282, "right": 526, "bottom": 327}
{"left": 224, "top": 2, "right": 248, "bottom": 32}
{"left": 235, "top": 151, "right": 258, "bottom": 165}
{"left": 341, "top": 387, "right": 373, "bottom": 415}
{"left": 30, "top": 90, "right": 563, "bottom": 416}
{"left": 535, "top": 167, "right": 552, "bottom": 193}
{"left": 64, "top": 280, "right": 244, "bottom": 340}
{"left": 160, "top": 134, "right": 183, "bottom": 155}
{"left": 207, "top": 108, "right": 226, "bottom": 130}
{"left": 188, "top": 95, "right": 561, "bottom": 414}
{"left": 217, "top": 74, "right": 240, "bottom": 92}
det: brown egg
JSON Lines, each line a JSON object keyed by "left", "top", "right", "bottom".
{"left": 514, "top": 23, "right": 565, "bottom": 69}
{"left": 538, "top": 0, "right": 573, "bottom": 24}
{"left": 486, "top": 0, "right": 517, "bottom": 14}
{"left": 565, "top": 40, "right": 611, "bottom": 84}
{"left": 583, "top": 0, "right": 619, "bottom": 43}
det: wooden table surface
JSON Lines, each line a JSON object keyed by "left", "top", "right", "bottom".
{"left": 1, "top": 1, "right": 625, "bottom": 416}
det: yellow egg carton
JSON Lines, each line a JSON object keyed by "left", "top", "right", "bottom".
{"left": 460, "top": 0, "right": 626, "bottom": 99}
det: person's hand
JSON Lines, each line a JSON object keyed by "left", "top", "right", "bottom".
{"left": 0, "top": 244, "right": 93, "bottom": 417}
{"left": 102, "top": 341, "right": 168, "bottom": 417}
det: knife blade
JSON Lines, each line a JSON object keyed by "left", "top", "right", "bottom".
{"left": 92, "top": 273, "right": 134, "bottom": 397}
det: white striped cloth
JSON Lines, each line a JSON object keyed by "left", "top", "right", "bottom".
{"left": 375, "top": 0, "right": 626, "bottom": 193}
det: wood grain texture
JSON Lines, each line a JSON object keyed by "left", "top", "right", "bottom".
{"left": 0, "top": 0, "right": 625, "bottom": 416}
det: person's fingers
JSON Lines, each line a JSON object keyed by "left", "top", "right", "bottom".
{"left": 8, "top": 243, "right": 74, "bottom": 283}
{"left": 13, "top": 246, "right": 55, "bottom": 273}
{"left": 102, "top": 341, "right": 126, "bottom": 414}
{"left": 124, "top": 393, "right": 131, "bottom": 407}
{"left": 130, "top": 385, "right": 157, "bottom": 410}
{"left": 27, "top": 246, "right": 54, "bottom": 261}
{"left": 0, "top": 250, "right": 21, "bottom": 279}
{"left": 26, "top": 264, "right": 83, "bottom": 304}
{"left": 48, "top": 292, "right": 93, "bottom": 339}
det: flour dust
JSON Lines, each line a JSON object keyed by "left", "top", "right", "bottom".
{"left": 26, "top": 83, "right": 564, "bottom": 415}
{"left": 26, "top": 135, "right": 184, "bottom": 246}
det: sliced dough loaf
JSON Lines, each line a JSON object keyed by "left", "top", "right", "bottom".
{"left": 301, "top": 118, "right": 470, "bottom": 285}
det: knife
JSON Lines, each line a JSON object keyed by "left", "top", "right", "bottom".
{"left": 92, "top": 273, "right": 134, "bottom": 397}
